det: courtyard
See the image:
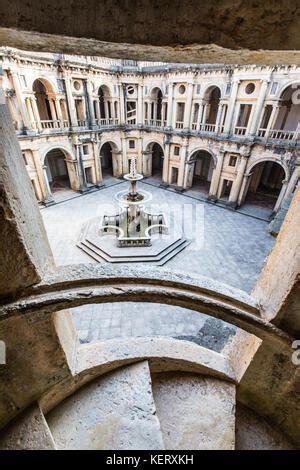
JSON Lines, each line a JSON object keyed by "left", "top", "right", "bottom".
{"left": 41, "top": 179, "right": 275, "bottom": 344}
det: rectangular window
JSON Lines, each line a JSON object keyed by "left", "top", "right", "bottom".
{"left": 82, "top": 144, "right": 89, "bottom": 155}
{"left": 237, "top": 104, "right": 252, "bottom": 127}
{"left": 129, "top": 140, "right": 135, "bottom": 149}
{"left": 196, "top": 84, "right": 201, "bottom": 94}
{"left": 174, "top": 146, "right": 180, "bottom": 156}
{"left": 228, "top": 156, "right": 237, "bottom": 167}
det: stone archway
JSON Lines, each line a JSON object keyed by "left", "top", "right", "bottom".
{"left": 186, "top": 149, "right": 215, "bottom": 197}
{"left": 144, "top": 142, "right": 164, "bottom": 179}
{"left": 44, "top": 148, "right": 75, "bottom": 202}
{"left": 241, "top": 160, "right": 287, "bottom": 217}
{"left": 100, "top": 141, "right": 121, "bottom": 178}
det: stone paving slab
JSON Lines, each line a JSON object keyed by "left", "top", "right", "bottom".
{"left": 41, "top": 179, "right": 274, "bottom": 344}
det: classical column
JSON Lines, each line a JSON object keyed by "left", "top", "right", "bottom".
{"left": 48, "top": 97, "right": 57, "bottom": 122}
{"left": 31, "top": 149, "right": 48, "bottom": 202}
{"left": 95, "top": 99, "right": 101, "bottom": 123}
{"left": 208, "top": 150, "right": 225, "bottom": 200}
{"left": 177, "top": 142, "right": 188, "bottom": 189}
{"left": 31, "top": 96, "right": 42, "bottom": 132}
{"left": 248, "top": 80, "right": 269, "bottom": 136}
{"left": 167, "top": 83, "right": 174, "bottom": 128}
{"left": 197, "top": 102, "right": 204, "bottom": 130}
{"left": 201, "top": 101, "right": 209, "bottom": 126}
{"left": 10, "top": 72, "right": 31, "bottom": 131}
{"left": 184, "top": 82, "right": 194, "bottom": 129}
{"left": 91, "top": 138, "right": 102, "bottom": 185}
{"left": 41, "top": 164, "right": 55, "bottom": 205}
{"left": 162, "top": 140, "right": 171, "bottom": 184}
{"left": 86, "top": 80, "right": 96, "bottom": 128}
{"left": 63, "top": 76, "right": 77, "bottom": 127}
{"left": 119, "top": 84, "right": 126, "bottom": 124}
{"left": 223, "top": 80, "right": 240, "bottom": 134}
{"left": 76, "top": 143, "right": 89, "bottom": 192}
{"left": 228, "top": 155, "right": 249, "bottom": 207}
{"left": 25, "top": 98, "right": 36, "bottom": 129}
{"left": 137, "top": 83, "right": 143, "bottom": 125}
{"left": 215, "top": 103, "right": 224, "bottom": 132}
{"left": 54, "top": 97, "right": 64, "bottom": 128}
{"left": 265, "top": 104, "right": 280, "bottom": 138}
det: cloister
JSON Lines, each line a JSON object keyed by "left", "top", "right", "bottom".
{"left": 0, "top": 0, "right": 299, "bottom": 452}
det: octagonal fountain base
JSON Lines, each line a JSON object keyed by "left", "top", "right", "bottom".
{"left": 77, "top": 217, "right": 190, "bottom": 265}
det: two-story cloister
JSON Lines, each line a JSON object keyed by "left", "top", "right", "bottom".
{"left": 1, "top": 47, "right": 299, "bottom": 219}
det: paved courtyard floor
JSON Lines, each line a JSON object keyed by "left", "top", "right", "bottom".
{"left": 41, "top": 179, "right": 275, "bottom": 345}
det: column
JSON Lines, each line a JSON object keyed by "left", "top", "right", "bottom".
{"left": 76, "top": 143, "right": 89, "bottom": 192}
{"left": 208, "top": 150, "right": 225, "bottom": 200}
{"left": 184, "top": 82, "right": 194, "bottom": 129}
{"left": 265, "top": 104, "right": 280, "bottom": 139}
{"left": 95, "top": 99, "right": 101, "bottom": 123}
{"left": 177, "top": 142, "right": 188, "bottom": 189}
{"left": 162, "top": 140, "right": 171, "bottom": 184}
{"left": 248, "top": 80, "right": 269, "bottom": 136}
{"left": 31, "top": 150, "right": 48, "bottom": 202}
{"left": 25, "top": 98, "right": 36, "bottom": 129}
{"left": 223, "top": 80, "right": 240, "bottom": 134}
{"left": 167, "top": 83, "right": 174, "bottom": 128}
{"left": 31, "top": 97, "right": 42, "bottom": 132}
{"left": 54, "top": 98, "right": 64, "bottom": 128}
{"left": 228, "top": 155, "right": 249, "bottom": 207}
{"left": 119, "top": 84, "right": 126, "bottom": 124}
{"left": 215, "top": 103, "right": 224, "bottom": 132}
{"left": 201, "top": 101, "right": 209, "bottom": 127}
{"left": 86, "top": 79, "right": 96, "bottom": 128}
{"left": 91, "top": 138, "right": 102, "bottom": 185}
{"left": 10, "top": 72, "right": 31, "bottom": 131}
{"left": 48, "top": 98, "right": 57, "bottom": 122}
{"left": 137, "top": 83, "right": 143, "bottom": 125}
{"left": 197, "top": 102, "right": 204, "bottom": 130}
{"left": 63, "top": 75, "right": 77, "bottom": 127}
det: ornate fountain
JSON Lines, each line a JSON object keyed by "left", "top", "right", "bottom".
{"left": 77, "top": 156, "right": 189, "bottom": 265}
{"left": 100, "top": 157, "right": 168, "bottom": 247}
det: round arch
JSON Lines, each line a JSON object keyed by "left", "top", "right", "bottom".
{"left": 143, "top": 141, "right": 164, "bottom": 178}
{"left": 241, "top": 159, "right": 288, "bottom": 215}
{"left": 203, "top": 84, "right": 222, "bottom": 100}
{"left": 99, "top": 140, "right": 121, "bottom": 178}
{"left": 188, "top": 147, "right": 217, "bottom": 168}
{"left": 33, "top": 78, "right": 57, "bottom": 122}
{"left": 44, "top": 147, "right": 76, "bottom": 198}
{"left": 185, "top": 149, "right": 216, "bottom": 195}
{"left": 32, "top": 77, "right": 57, "bottom": 94}
{"left": 41, "top": 144, "right": 74, "bottom": 165}
{"left": 276, "top": 80, "right": 300, "bottom": 100}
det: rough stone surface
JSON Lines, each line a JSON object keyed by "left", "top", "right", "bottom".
{"left": 252, "top": 186, "right": 300, "bottom": 336}
{"left": 0, "top": 403, "right": 55, "bottom": 450}
{"left": 152, "top": 372, "right": 235, "bottom": 450}
{"left": 0, "top": 1, "right": 299, "bottom": 64}
{"left": 47, "top": 361, "right": 164, "bottom": 450}
{"left": 0, "top": 82, "right": 53, "bottom": 298}
{"left": 0, "top": 313, "right": 72, "bottom": 429}
{"left": 236, "top": 403, "right": 295, "bottom": 450}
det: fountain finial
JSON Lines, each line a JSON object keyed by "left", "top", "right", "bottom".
{"left": 129, "top": 157, "right": 137, "bottom": 178}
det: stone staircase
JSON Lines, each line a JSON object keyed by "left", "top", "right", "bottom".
{"left": 45, "top": 361, "right": 235, "bottom": 450}
{"left": 77, "top": 218, "right": 190, "bottom": 265}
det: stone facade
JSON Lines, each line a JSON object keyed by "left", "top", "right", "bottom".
{"left": 1, "top": 47, "right": 299, "bottom": 214}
